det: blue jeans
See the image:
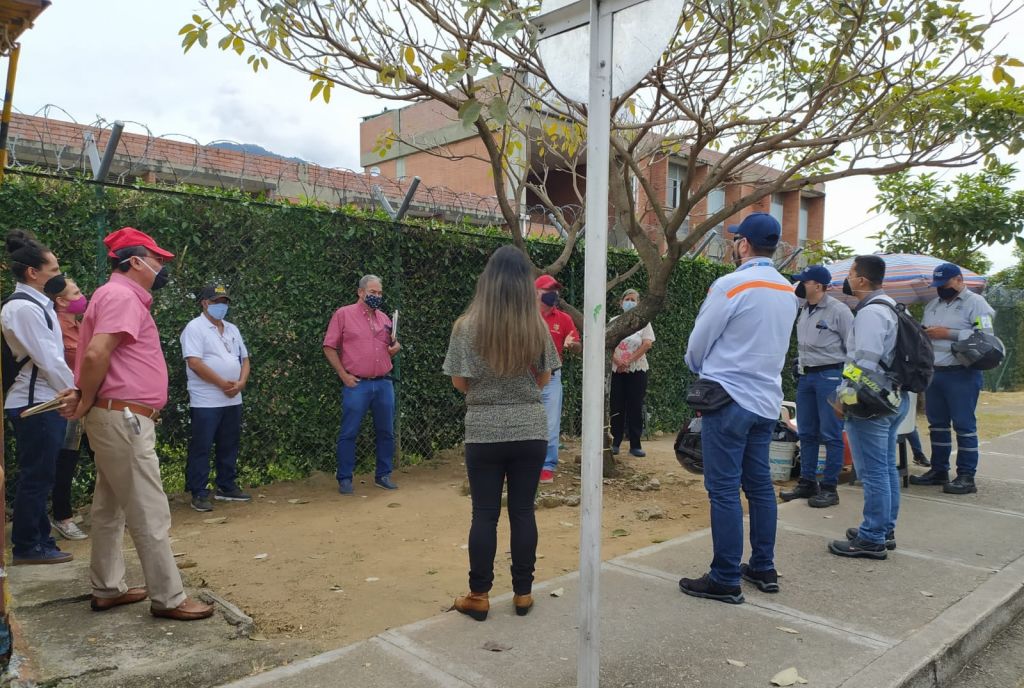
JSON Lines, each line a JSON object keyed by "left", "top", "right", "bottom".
{"left": 336, "top": 378, "right": 395, "bottom": 481}
{"left": 700, "top": 401, "right": 777, "bottom": 587}
{"left": 796, "top": 369, "right": 844, "bottom": 485}
{"left": 540, "top": 370, "right": 563, "bottom": 470}
{"left": 7, "top": 408, "right": 65, "bottom": 556}
{"left": 926, "top": 368, "right": 983, "bottom": 476}
{"left": 186, "top": 405, "right": 243, "bottom": 497}
{"left": 906, "top": 428, "right": 924, "bottom": 456}
{"left": 846, "top": 394, "right": 910, "bottom": 544}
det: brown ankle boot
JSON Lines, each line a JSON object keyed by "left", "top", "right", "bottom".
{"left": 453, "top": 591, "right": 489, "bottom": 621}
{"left": 513, "top": 594, "right": 534, "bottom": 617}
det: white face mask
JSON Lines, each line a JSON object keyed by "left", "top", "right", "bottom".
{"left": 622, "top": 300, "right": 637, "bottom": 312}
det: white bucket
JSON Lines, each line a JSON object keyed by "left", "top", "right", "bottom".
{"left": 769, "top": 441, "right": 798, "bottom": 482}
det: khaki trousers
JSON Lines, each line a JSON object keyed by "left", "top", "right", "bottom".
{"left": 85, "top": 407, "right": 186, "bottom": 610}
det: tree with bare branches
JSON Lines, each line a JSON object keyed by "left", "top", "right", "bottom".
{"left": 181, "top": 0, "right": 1024, "bottom": 344}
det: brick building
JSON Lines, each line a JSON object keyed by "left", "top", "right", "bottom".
{"left": 360, "top": 99, "right": 826, "bottom": 256}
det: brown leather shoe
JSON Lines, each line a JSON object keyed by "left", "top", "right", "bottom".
{"left": 513, "top": 594, "right": 534, "bottom": 617}
{"left": 150, "top": 597, "right": 215, "bottom": 621}
{"left": 452, "top": 591, "right": 489, "bottom": 621}
{"left": 91, "top": 587, "right": 148, "bottom": 611}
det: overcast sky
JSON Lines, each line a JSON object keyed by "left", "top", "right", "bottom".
{"left": 11, "top": 1, "right": 1024, "bottom": 271}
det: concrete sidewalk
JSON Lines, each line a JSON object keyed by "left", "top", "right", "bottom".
{"left": 219, "top": 431, "right": 1024, "bottom": 688}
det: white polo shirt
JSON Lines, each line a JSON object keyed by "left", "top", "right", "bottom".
{"left": 180, "top": 314, "right": 248, "bottom": 408}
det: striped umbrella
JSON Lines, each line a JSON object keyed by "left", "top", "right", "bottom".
{"left": 821, "top": 254, "right": 987, "bottom": 307}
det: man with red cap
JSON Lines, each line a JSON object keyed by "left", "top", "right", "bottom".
{"left": 535, "top": 275, "right": 581, "bottom": 483}
{"left": 71, "top": 227, "right": 213, "bottom": 621}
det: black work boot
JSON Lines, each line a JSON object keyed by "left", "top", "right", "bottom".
{"left": 943, "top": 474, "right": 977, "bottom": 495}
{"left": 780, "top": 478, "right": 818, "bottom": 502}
{"left": 846, "top": 527, "right": 895, "bottom": 550}
{"left": 808, "top": 484, "right": 839, "bottom": 508}
{"left": 909, "top": 469, "right": 949, "bottom": 486}
{"left": 912, "top": 453, "right": 930, "bottom": 467}
{"left": 829, "top": 537, "right": 887, "bottom": 560}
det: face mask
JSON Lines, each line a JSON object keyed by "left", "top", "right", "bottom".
{"left": 364, "top": 294, "right": 384, "bottom": 310}
{"left": 540, "top": 292, "right": 559, "bottom": 307}
{"left": 937, "top": 286, "right": 958, "bottom": 300}
{"left": 622, "top": 300, "right": 637, "bottom": 312}
{"left": 125, "top": 256, "right": 170, "bottom": 291}
{"left": 794, "top": 282, "right": 807, "bottom": 299}
{"left": 43, "top": 273, "right": 67, "bottom": 296}
{"left": 66, "top": 295, "right": 88, "bottom": 315}
{"left": 842, "top": 278, "right": 854, "bottom": 296}
{"left": 207, "top": 303, "right": 229, "bottom": 320}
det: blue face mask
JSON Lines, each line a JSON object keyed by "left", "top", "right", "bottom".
{"left": 207, "top": 303, "right": 229, "bottom": 321}
{"left": 364, "top": 294, "right": 384, "bottom": 310}
{"left": 540, "top": 291, "right": 559, "bottom": 307}
{"left": 622, "top": 300, "right": 637, "bottom": 312}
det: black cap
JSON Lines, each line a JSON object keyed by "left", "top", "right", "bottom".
{"left": 198, "top": 283, "right": 231, "bottom": 301}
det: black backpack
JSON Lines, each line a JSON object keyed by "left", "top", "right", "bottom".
{"left": 1, "top": 293, "right": 55, "bottom": 403}
{"left": 864, "top": 300, "right": 934, "bottom": 393}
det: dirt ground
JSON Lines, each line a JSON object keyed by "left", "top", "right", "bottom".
{"left": 51, "top": 390, "right": 1023, "bottom": 654}
{"left": 58, "top": 433, "right": 710, "bottom": 651}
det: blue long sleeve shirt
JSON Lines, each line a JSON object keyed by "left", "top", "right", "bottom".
{"left": 685, "top": 259, "right": 799, "bottom": 419}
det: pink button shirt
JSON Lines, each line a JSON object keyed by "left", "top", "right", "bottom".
{"left": 76, "top": 273, "right": 169, "bottom": 409}
{"left": 322, "top": 302, "right": 394, "bottom": 379}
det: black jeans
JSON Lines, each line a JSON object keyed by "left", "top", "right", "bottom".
{"left": 52, "top": 446, "right": 82, "bottom": 521}
{"left": 7, "top": 408, "right": 64, "bottom": 556}
{"left": 465, "top": 440, "right": 546, "bottom": 595}
{"left": 610, "top": 370, "right": 649, "bottom": 449}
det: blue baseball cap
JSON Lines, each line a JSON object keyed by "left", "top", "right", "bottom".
{"left": 728, "top": 212, "right": 781, "bottom": 249}
{"left": 792, "top": 265, "right": 832, "bottom": 286}
{"left": 929, "top": 263, "right": 962, "bottom": 287}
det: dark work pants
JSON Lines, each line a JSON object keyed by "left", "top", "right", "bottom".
{"left": 464, "top": 440, "right": 546, "bottom": 595}
{"left": 610, "top": 370, "right": 649, "bottom": 449}
{"left": 7, "top": 408, "right": 65, "bottom": 556}
{"left": 186, "top": 405, "right": 243, "bottom": 497}
{"left": 52, "top": 446, "right": 82, "bottom": 521}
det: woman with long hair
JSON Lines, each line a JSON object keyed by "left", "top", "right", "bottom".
{"left": 443, "top": 245, "right": 560, "bottom": 621}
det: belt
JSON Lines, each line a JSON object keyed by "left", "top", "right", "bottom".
{"left": 359, "top": 375, "right": 392, "bottom": 382}
{"left": 95, "top": 398, "right": 161, "bottom": 420}
{"left": 934, "top": 365, "right": 966, "bottom": 372}
{"left": 803, "top": 363, "right": 843, "bottom": 374}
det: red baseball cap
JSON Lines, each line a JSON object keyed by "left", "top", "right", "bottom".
{"left": 534, "top": 275, "right": 561, "bottom": 290}
{"left": 103, "top": 227, "right": 175, "bottom": 260}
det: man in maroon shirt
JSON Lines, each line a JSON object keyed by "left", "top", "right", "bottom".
{"left": 535, "top": 275, "right": 581, "bottom": 483}
{"left": 323, "top": 274, "right": 402, "bottom": 495}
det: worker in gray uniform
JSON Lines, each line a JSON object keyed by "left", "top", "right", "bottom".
{"left": 780, "top": 265, "right": 853, "bottom": 508}
{"left": 910, "top": 263, "right": 995, "bottom": 495}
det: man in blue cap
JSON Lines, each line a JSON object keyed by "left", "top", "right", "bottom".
{"left": 910, "top": 263, "right": 995, "bottom": 494}
{"left": 679, "top": 212, "right": 798, "bottom": 604}
{"left": 781, "top": 265, "right": 853, "bottom": 508}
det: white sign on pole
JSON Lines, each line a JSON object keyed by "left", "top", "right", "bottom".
{"left": 531, "top": 1, "right": 683, "bottom": 687}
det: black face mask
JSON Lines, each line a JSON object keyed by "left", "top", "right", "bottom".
{"left": 794, "top": 282, "right": 807, "bottom": 299}
{"left": 842, "top": 278, "right": 854, "bottom": 296}
{"left": 151, "top": 266, "right": 170, "bottom": 291}
{"left": 43, "top": 273, "right": 67, "bottom": 297}
{"left": 937, "top": 286, "right": 958, "bottom": 300}
{"left": 540, "top": 292, "right": 559, "bottom": 307}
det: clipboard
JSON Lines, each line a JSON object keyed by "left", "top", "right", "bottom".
{"left": 20, "top": 396, "right": 66, "bottom": 418}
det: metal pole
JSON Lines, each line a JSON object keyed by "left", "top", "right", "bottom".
{"left": 0, "top": 44, "right": 21, "bottom": 182}
{"left": 93, "top": 122, "right": 124, "bottom": 279}
{"left": 578, "top": 1, "right": 613, "bottom": 685}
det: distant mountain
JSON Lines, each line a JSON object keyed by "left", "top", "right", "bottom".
{"left": 208, "top": 141, "right": 308, "bottom": 164}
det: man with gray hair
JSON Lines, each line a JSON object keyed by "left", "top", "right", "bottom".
{"left": 323, "top": 274, "right": 401, "bottom": 494}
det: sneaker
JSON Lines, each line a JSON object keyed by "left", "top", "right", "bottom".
{"left": 51, "top": 518, "right": 88, "bottom": 541}
{"left": 912, "top": 454, "right": 931, "bottom": 467}
{"left": 539, "top": 469, "right": 555, "bottom": 484}
{"left": 808, "top": 485, "right": 839, "bottom": 508}
{"left": 12, "top": 546, "right": 73, "bottom": 566}
{"left": 338, "top": 478, "right": 354, "bottom": 495}
{"left": 909, "top": 469, "right": 949, "bottom": 486}
{"left": 846, "top": 527, "right": 895, "bottom": 550}
{"left": 829, "top": 537, "right": 887, "bottom": 560}
{"left": 678, "top": 573, "right": 744, "bottom": 604}
{"left": 214, "top": 487, "right": 252, "bottom": 502}
{"left": 739, "top": 563, "right": 779, "bottom": 593}
{"left": 629, "top": 448, "right": 646, "bottom": 458}
{"left": 190, "top": 495, "right": 214, "bottom": 512}
{"left": 610, "top": 445, "right": 620, "bottom": 456}
{"left": 780, "top": 478, "right": 818, "bottom": 502}
{"left": 943, "top": 474, "right": 977, "bottom": 495}
{"left": 375, "top": 475, "right": 399, "bottom": 490}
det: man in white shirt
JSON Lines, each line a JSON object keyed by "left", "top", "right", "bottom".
{"left": 180, "top": 284, "right": 251, "bottom": 512}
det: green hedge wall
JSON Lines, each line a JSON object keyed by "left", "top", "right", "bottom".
{"left": 0, "top": 172, "right": 751, "bottom": 501}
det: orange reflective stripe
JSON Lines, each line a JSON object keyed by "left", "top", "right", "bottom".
{"left": 725, "top": 281, "right": 795, "bottom": 299}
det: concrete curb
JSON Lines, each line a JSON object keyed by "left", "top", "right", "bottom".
{"left": 839, "top": 533, "right": 1024, "bottom": 688}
